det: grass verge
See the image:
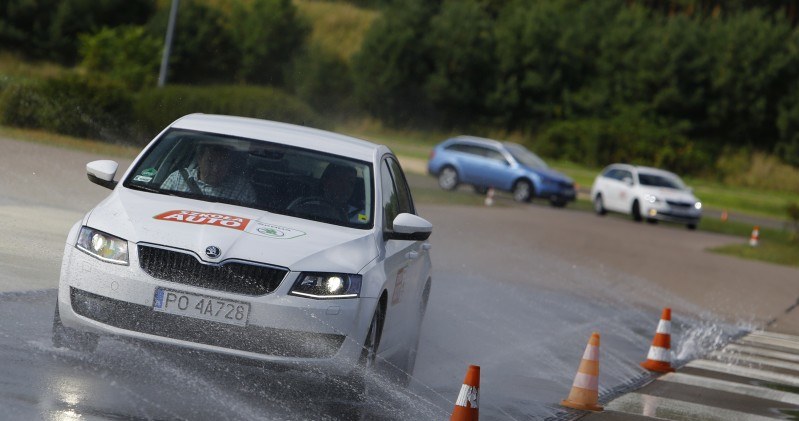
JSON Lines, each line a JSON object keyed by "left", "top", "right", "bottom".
{"left": 699, "top": 218, "right": 799, "bottom": 268}
{"left": 0, "top": 126, "right": 138, "bottom": 158}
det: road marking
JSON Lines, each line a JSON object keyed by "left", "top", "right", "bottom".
{"left": 687, "top": 359, "right": 799, "bottom": 387}
{"left": 722, "top": 343, "right": 799, "bottom": 363}
{"left": 607, "top": 392, "right": 778, "bottom": 421}
{"left": 739, "top": 334, "right": 799, "bottom": 352}
{"left": 709, "top": 350, "right": 799, "bottom": 372}
{"left": 659, "top": 372, "right": 799, "bottom": 406}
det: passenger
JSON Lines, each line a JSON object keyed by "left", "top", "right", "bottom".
{"left": 161, "top": 143, "right": 256, "bottom": 204}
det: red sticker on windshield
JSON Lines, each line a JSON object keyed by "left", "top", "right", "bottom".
{"left": 154, "top": 210, "right": 251, "bottom": 231}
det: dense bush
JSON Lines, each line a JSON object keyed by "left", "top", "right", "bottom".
{"left": 289, "top": 46, "right": 356, "bottom": 116}
{"left": 133, "top": 85, "right": 327, "bottom": 141}
{"left": 0, "top": 75, "right": 133, "bottom": 140}
{"left": 79, "top": 26, "right": 161, "bottom": 90}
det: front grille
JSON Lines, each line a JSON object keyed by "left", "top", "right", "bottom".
{"left": 138, "top": 245, "right": 287, "bottom": 296}
{"left": 71, "top": 288, "right": 345, "bottom": 358}
{"left": 666, "top": 200, "right": 693, "bottom": 208}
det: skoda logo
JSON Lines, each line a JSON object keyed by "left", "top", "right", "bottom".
{"left": 205, "top": 246, "right": 221, "bottom": 259}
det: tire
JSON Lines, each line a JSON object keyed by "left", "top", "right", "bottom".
{"left": 512, "top": 179, "right": 533, "bottom": 203}
{"left": 646, "top": 218, "right": 658, "bottom": 224}
{"left": 473, "top": 185, "right": 488, "bottom": 195}
{"left": 343, "top": 302, "right": 385, "bottom": 400}
{"left": 550, "top": 197, "right": 567, "bottom": 208}
{"left": 52, "top": 300, "right": 98, "bottom": 353}
{"left": 687, "top": 223, "right": 697, "bottom": 230}
{"left": 437, "top": 166, "right": 459, "bottom": 191}
{"left": 396, "top": 280, "right": 431, "bottom": 387}
{"left": 631, "top": 200, "right": 643, "bottom": 222}
{"left": 593, "top": 194, "right": 606, "bottom": 216}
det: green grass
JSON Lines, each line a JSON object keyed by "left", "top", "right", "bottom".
{"left": 699, "top": 217, "right": 799, "bottom": 267}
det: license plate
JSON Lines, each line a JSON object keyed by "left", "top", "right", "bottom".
{"left": 153, "top": 288, "right": 250, "bottom": 327}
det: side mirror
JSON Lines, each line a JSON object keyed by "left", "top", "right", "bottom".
{"left": 87, "top": 160, "right": 119, "bottom": 190}
{"left": 622, "top": 176, "right": 633, "bottom": 186}
{"left": 385, "top": 213, "right": 432, "bottom": 241}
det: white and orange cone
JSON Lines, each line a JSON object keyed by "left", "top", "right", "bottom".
{"left": 749, "top": 225, "right": 760, "bottom": 247}
{"left": 720, "top": 209, "right": 728, "bottom": 222}
{"left": 484, "top": 187, "right": 495, "bottom": 207}
{"left": 640, "top": 308, "right": 675, "bottom": 373}
{"left": 451, "top": 365, "right": 480, "bottom": 421}
{"left": 560, "top": 332, "right": 603, "bottom": 412}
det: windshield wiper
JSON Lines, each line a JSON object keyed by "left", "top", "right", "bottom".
{"left": 127, "top": 184, "right": 160, "bottom": 193}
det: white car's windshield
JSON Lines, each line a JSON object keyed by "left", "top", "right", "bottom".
{"left": 637, "top": 172, "right": 685, "bottom": 190}
{"left": 124, "top": 129, "right": 374, "bottom": 229}
{"left": 504, "top": 143, "right": 548, "bottom": 170}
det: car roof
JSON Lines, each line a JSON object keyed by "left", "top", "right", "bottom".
{"left": 170, "top": 114, "right": 383, "bottom": 162}
{"left": 447, "top": 135, "right": 505, "bottom": 148}
{"left": 606, "top": 163, "right": 679, "bottom": 177}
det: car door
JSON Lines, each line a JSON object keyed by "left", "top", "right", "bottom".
{"left": 608, "top": 169, "right": 635, "bottom": 212}
{"left": 476, "top": 146, "right": 512, "bottom": 189}
{"left": 455, "top": 144, "right": 491, "bottom": 185}
{"left": 378, "top": 158, "right": 421, "bottom": 351}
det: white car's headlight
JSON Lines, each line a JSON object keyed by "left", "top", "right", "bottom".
{"left": 644, "top": 194, "right": 659, "bottom": 204}
{"left": 76, "top": 226, "right": 129, "bottom": 265}
{"left": 694, "top": 201, "right": 702, "bottom": 210}
{"left": 290, "top": 273, "right": 362, "bottom": 299}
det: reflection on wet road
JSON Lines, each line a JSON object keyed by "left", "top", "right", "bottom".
{"left": 1, "top": 273, "right": 743, "bottom": 420}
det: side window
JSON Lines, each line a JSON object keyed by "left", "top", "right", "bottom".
{"left": 381, "top": 161, "right": 399, "bottom": 231}
{"left": 484, "top": 148, "right": 508, "bottom": 165}
{"left": 445, "top": 143, "right": 469, "bottom": 153}
{"left": 603, "top": 168, "right": 620, "bottom": 180}
{"left": 619, "top": 170, "right": 633, "bottom": 183}
{"left": 387, "top": 157, "right": 414, "bottom": 215}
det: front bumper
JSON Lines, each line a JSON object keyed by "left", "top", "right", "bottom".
{"left": 643, "top": 205, "right": 701, "bottom": 224}
{"left": 57, "top": 242, "right": 376, "bottom": 373}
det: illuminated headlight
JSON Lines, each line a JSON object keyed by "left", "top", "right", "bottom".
{"left": 76, "top": 226, "right": 129, "bottom": 265}
{"left": 694, "top": 202, "right": 702, "bottom": 210}
{"left": 290, "top": 273, "right": 362, "bottom": 299}
{"left": 644, "top": 194, "right": 659, "bottom": 204}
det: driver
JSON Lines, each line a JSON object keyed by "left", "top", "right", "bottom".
{"left": 161, "top": 143, "right": 256, "bottom": 204}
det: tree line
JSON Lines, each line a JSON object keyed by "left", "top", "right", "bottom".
{"left": 2, "top": 0, "right": 799, "bottom": 173}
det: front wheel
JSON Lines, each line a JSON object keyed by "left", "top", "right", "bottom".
{"left": 512, "top": 180, "right": 533, "bottom": 203}
{"left": 631, "top": 200, "right": 643, "bottom": 222}
{"left": 438, "top": 167, "right": 459, "bottom": 191}
{"left": 343, "top": 303, "right": 385, "bottom": 400}
{"left": 687, "top": 223, "right": 697, "bottom": 230}
{"left": 550, "top": 197, "right": 568, "bottom": 208}
{"left": 593, "top": 194, "right": 606, "bottom": 215}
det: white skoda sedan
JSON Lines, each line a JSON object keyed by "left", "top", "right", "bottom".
{"left": 53, "top": 114, "right": 433, "bottom": 387}
{"left": 590, "top": 164, "right": 702, "bottom": 229}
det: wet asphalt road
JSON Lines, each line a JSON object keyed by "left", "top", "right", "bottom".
{"left": 2, "top": 137, "right": 799, "bottom": 420}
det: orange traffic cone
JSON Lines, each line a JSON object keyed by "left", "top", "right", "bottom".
{"left": 484, "top": 187, "right": 495, "bottom": 207}
{"left": 720, "top": 209, "right": 728, "bottom": 222}
{"left": 640, "top": 308, "right": 675, "bottom": 373}
{"left": 749, "top": 226, "right": 760, "bottom": 247}
{"left": 561, "top": 332, "right": 603, "bottom": 412}
{"left": 451, "top": 365, "right": 480, "bottom": 421}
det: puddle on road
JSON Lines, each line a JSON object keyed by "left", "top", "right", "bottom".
{"left": 0, "top": 274, "right": 751, "bottom": 421}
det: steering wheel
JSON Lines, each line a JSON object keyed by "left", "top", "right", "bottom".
{"left": 286, "top": 196, "right": 347, "bottom": 222}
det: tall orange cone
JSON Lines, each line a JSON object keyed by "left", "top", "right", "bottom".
{"left": 484, "top": 187, "right": 495, "bottom": 207}
{"left": 560, "top": 332, "right": 603, "bottom": 412}
{"left": 640, "top": 308, "right": 675, "bottom": 373}
{"left": 749, "top": 225, "right": 760, "bottom": 247}
{"left": 451, "top": 365, "right": 480, "bottom": 421}
{"left": 720, "top": 209, "right": 728, "bottom": 222}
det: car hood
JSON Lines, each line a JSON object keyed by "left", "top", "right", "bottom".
{"left": 524, "top": 166, "right": 573, "bottom": 184}
{"left": 638, "top": 186, "right": 698, "bottom": 203}
{"left": 85, "top": 188, "right": 378, "bottom": 273}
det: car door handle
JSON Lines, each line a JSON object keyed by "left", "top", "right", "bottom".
{"left": 405, "top": 251, "right": 419, "bottom": 260}
{"left": 421, "top": 243, "right": 431, "bottom": 251}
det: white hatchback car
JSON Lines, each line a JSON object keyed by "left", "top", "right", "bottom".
{"left": 590, "top": 164, "right": 702, "bottom": 229}
{"left": 53, "top": 114, "right": 433, "bottom": 387}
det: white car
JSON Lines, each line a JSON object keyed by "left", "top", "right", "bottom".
{"left": 590, "top": 164, "right": 702, "bottom": 229}
{"left": 53, "top": 114, "right": 433, "bottom": 389}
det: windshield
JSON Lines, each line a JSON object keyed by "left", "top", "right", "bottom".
{"left": 503, "top": 143, "right": 548, "bottom": 170}
{"left": 637, "top": 172, "right": 685, "bottom": 190}
{"left": 123, "top": 129, "right": 374, "bottom": 229}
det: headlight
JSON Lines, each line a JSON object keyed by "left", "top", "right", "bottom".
{"left": 290, "top": 273, "right": 362, "bottom": 299}
{"left": 644, "top": 194, "right": 659, "bottom": 204}
{"left": 694, "top": 202, "right": 702, "bottom": 210}
{"left": 76, "top": 226, "right": 129, "bottom": 265}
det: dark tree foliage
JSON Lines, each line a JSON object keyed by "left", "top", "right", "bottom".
{"left": 230, "top": 0, "right": 310, "bottom": 86}
{"left": 352, "top": 0, "right": 441, "bottom": 126}
{"left": 0, "top": 0, "right": 154, "bottom": 64}
{"left": 147, "top": 1, "right": 237, "bottom": 85}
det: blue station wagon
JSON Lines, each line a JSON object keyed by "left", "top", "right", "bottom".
{"left": 427, "top": 136, "right": 576, "bottom": 206}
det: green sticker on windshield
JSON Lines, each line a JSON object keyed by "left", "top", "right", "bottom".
{"left": 358, "top": 214, "right": 368, "bottom": 222}
{"left": 141, "top": 168, "right": 157, "bottom": 177}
